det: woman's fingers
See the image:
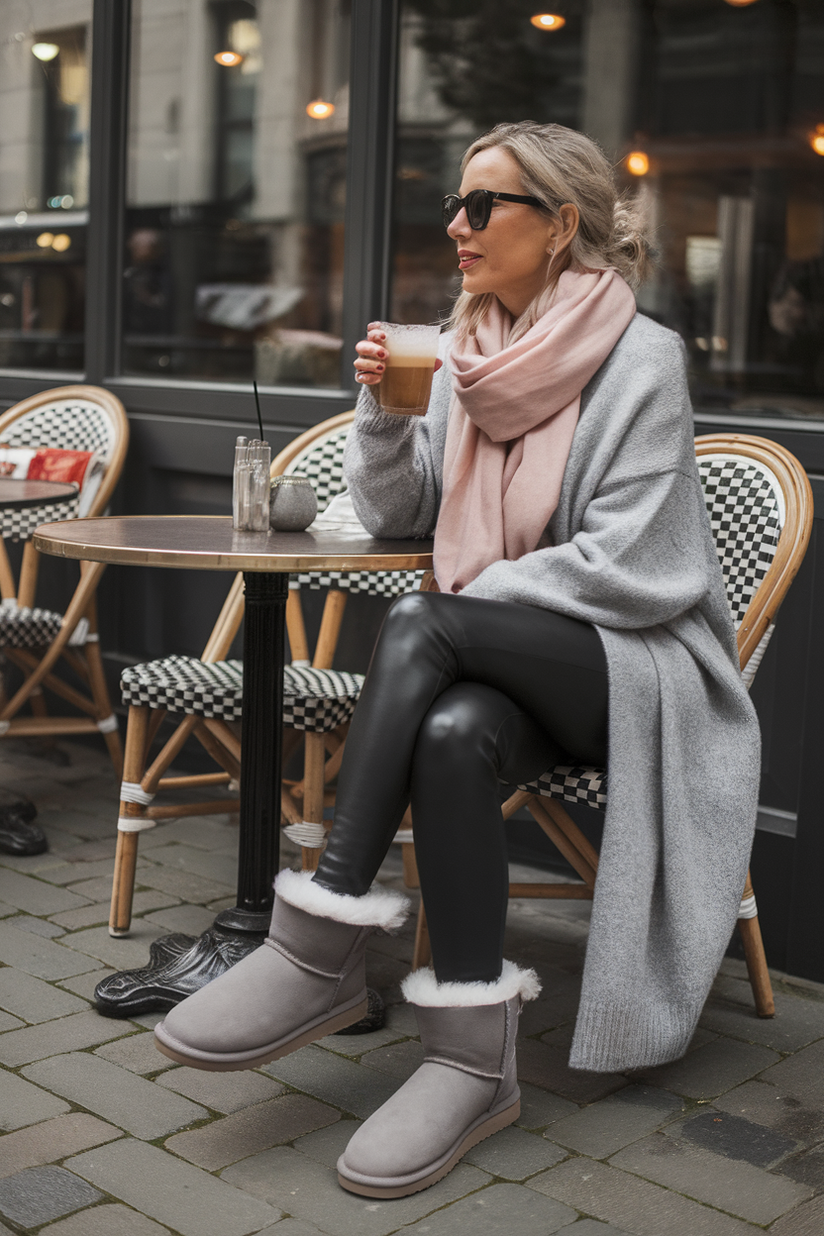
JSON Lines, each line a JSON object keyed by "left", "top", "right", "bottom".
{"left": 354, "top": 334, "right": 388, "bottom": 384}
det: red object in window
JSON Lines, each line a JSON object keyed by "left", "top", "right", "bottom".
{"left": 26, "top": 449, "right": 94, "bottom": 487}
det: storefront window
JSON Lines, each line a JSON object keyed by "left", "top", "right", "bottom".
{"left": 0, "top": 4, "right": 91, "bottom": 374}
{"left": 391, "top": 0, "right": 824, "bottom": 419}
{"left": 124, "top": 0, "right": 350, "bottom": 388}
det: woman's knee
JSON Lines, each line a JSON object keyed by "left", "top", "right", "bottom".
{"left": 375, "top": 590, "right": 448, "bottom": 660}
{"left": 415, "top": 683, "right": 506, "bottom": 763}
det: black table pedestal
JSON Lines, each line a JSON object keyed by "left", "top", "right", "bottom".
{"left": 95, "top": 572, "right": 384, "bottom": 1033}
{"left": 96, "top": 573, "right": 285, "bottom": 1016}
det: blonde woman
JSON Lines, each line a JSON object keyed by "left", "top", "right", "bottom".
{"left": 155, "top": 123, "right": 760, "bottom": 1200}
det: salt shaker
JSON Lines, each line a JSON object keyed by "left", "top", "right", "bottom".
{"left": 269, "top": 475, "right": 318, "bottom": 531}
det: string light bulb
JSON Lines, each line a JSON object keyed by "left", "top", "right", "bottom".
{"left": 51, "top": 234, "right": 71, "bottom": 252}
{"left": 530, "top": 14, "right": 566, "bottom": 30}
{"left": 811, "top": 124, "right": 824, "bottom": 156}
{"left": 306, "top": 99, "right": 335, "bottom": 119}
{"left": 32, "top": 42, "right": 59, "bottom": 61}
{"left": 626, "top": 151, "right": 650, "bottom": 176}
{"left": 214, "top": 50, "right": 243, "bottom": 67}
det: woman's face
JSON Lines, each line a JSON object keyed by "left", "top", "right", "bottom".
{"left": 447, "top": 147, "right": 559, "bottom": 318}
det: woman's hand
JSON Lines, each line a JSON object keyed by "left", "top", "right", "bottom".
{"left": 353, "top": 323, "right": 388, "bottom": 385}
{"left": 354, "top": 322, "right": 443, "bottom": 384}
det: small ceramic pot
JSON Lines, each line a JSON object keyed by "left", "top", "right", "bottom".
{"left": 269, "top": 474, "right": 318, "bottom": 531}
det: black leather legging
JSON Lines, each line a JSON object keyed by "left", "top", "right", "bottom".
{"left": 314, "top": 590, "right": 609, "bottom": 983}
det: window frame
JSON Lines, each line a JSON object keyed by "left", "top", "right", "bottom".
{"left": 0, "top": 0, "right": 400, "bottom": 432}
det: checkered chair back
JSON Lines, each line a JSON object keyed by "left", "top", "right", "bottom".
{"left": 0, "top": 397, "right": 120, "bottom": 459}
{"left": 699, "top": 453, "right": 782, "bottom": 642}
{"left": 283, "top": 416, "right": 426, "bottom": 598}
{"left": 0, "top": 387, "right": 128, "bottom": 543}
{"left": 519, "top": 439, "right": 808, "bottom": 812}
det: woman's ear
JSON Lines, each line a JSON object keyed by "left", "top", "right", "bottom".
{"left": 551, "top": 204, "right": 579, "bottom": 256}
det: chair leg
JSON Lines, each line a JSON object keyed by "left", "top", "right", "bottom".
{"left": 412, "top": 899, "right": 431, "bottom": 970}
{"left": 84, "top": 598, "right": 124, "bottom": 779}
{"left": 301, "top": 731, "right": 327, "bottom": 873}
{"left": 738, "top": 870, "right": 775, "bottom": 1018}
{"left": 109, "top": 706, "right": 150, "bottom": 937}
{"left": 110, "top": 832, "right": 141, "bottom": 938}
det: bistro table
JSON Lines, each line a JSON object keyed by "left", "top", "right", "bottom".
{"left": 0, "top": 477, "right": 79, "bottom": 510}
{"left": 33, "top": 515, "right": 433, "bottom": 1017}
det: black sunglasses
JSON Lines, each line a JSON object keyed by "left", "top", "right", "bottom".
{"left": 441, "top": 189, "right": 544, "bottom": 231}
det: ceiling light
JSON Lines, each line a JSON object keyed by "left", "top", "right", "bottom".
{"left": 36, "top": 232, "right": 54, "bottom": 248}
{"left": 32, "top": 42, "right": 60, "bottom": 61}
{"left": 626, "top": 151, "right": 650, "bottom": 176}
{"left": 214, "top": 50, "right": 243, "bottom": 67}
{"left": 306, "top": 99, "right": 335, "bottom": 119}
{"left": 530, "top": 14, "right": 566, "bottom": 30}
{"left": 51, "top": 234, "right": 71, "bottom": 252}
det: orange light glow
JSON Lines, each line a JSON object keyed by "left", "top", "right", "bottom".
{"left": 306, "top": 99, "right": 335, "bottom": 119}
{"left": 214, "top": 50, "right": 243, "bottom": 67}
{"left": 36, "top": 233, "right": 54, "bottom": 248}
{"left": 51, "top": 234, "right": 71, "bottom": 252}
{"left": 626, "top": 151, "right": 650, "bottom": 176}
{"left": 530, "top": 13, "right": 566, "bottom": 30}
{"left": 724, "top": 1, "right": 758, "bottom": 6}
{"left": 812, "top": 135, "right": 824, "bottom": 156}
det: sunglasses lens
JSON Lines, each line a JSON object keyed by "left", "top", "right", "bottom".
{"left": 465, "top": 191, "right": 489, "bottom": 230}
{"left": 442, "top": 196, "right": 461, "bottom": 228}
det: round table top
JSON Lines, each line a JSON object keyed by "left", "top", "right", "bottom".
{"left": 0, "top": 478, "right": 78, "bottom": 509}
{"left": 33, "top": 514, "right": 434, "bottom": 573}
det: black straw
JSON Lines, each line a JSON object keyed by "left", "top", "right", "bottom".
{"left": 253, "top": 379, "right": 265, "bottom": 442}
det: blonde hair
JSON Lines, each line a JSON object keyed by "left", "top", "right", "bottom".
{"left": 448, "top": 121, "right": 655, "bottom": 342}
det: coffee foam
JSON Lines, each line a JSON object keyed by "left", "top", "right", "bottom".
{"left": 382, "top": 328, "right": 439, "bottom": 362}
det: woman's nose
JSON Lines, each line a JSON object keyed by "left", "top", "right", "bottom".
{"left": 446, "top": 209, "right": 471, "bottom": 241}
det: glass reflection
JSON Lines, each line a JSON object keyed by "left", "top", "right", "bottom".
{"left": 0, "top": 5, "right": 91, "bottom": 373}
{"left": 124, "top": 0, "right": 350, "bottom": 388}
{"left": 392, "top": 0, "right": 824, "bottom": 419}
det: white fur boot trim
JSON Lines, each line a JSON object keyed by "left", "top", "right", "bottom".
{"left": 401, "top": 959, "right": 541, "bottom": 1008}
{"left": 275, "top": 868, "right": 410, "bottom": 932}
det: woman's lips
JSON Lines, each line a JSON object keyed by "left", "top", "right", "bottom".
{"left": 458, "top": 251, "right": 482, "bottom": 270}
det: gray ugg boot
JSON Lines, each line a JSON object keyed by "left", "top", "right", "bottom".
{"left": 337, "top": 961, "right": 540, "bottom": 1197}
{"left": 153, "top": 869, "right": 409, "bottom": 1071}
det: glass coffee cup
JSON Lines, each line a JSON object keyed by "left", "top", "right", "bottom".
{"left": 374, "top": 322, "right": 440, "bottom": 416}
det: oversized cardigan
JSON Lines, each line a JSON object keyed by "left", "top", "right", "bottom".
{"left": 343, "top": 312, "right": 761, "bottom": 1073}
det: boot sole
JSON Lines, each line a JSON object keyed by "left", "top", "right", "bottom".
{"left": 153, "top": 997, "right": 369, "bottom": 1071}
{"left": 337, "top": 1098, "right": 521, "bottom": 1198}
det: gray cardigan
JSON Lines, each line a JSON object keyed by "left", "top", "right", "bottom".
{"left": 344, "top": 314, "right": 761, "bottom": 1072}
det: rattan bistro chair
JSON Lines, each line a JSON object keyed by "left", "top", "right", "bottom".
{"left": 0, "top": 385, "right": 129, "bottom": 775}
{"left": 109, "top": 410, "right": 426, "bottom": 936}
{"left": 411, "top": 435, "right": 813, "bottom": 1021}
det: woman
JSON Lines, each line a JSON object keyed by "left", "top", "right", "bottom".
{"left": 154, "top": 122, "right": 760, "bottom": 1199}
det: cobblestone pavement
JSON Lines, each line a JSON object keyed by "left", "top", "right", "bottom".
{"left": 1, "top": 739, "right": 824, "bottom": 1235}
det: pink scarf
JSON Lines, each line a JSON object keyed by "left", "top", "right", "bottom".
{"left": 434, "top": 268, "right": 637, "bottom": 593}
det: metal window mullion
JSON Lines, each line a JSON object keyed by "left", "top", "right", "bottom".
{"left": 340, "top": 0, "right": 400, "bottom": 391}
{"left": 85, "top": 0, "right": 131, "bottom": 385}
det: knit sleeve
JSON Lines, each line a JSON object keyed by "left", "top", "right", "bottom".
{"left": 342, "top": 371, "right": 447, "bottom": 539}
{"left": 460, "top": 466, "right": 724, "bottom": 632}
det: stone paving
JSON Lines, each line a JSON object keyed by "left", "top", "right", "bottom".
{"left": 1, "top": 738, "right": 824, "bottom": 1235}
